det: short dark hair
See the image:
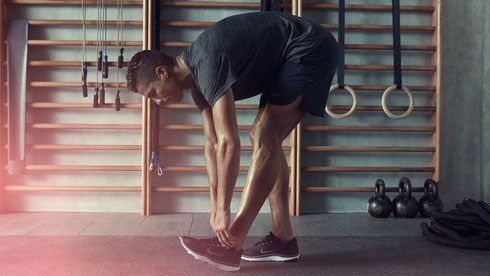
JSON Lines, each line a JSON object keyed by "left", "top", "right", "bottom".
{"left": 126, "top": 50, "right": 174, "bottom": 93}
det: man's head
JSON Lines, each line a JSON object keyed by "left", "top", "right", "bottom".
{"left": 126, "top": 50, "right": 184, "bottom": 105}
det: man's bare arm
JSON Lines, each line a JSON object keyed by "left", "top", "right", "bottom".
{"left": 211, "top": 88, "right": 241, "bottom": 246}
{"left": 201, "top": 107, "right": 219, "bottom": 228}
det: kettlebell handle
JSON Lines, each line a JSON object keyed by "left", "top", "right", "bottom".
{"left": 375, "top": 179, "right": 386, "bottom": 196}
{"left": 398, "top": 177, "right": 412, "bottom": 198}
{"left": 424, "top": 179, "right": 439, "bottom": 198}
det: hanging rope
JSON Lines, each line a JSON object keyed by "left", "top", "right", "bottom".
{"left": 81, "top": 0, "right": 88, "bottom": 98}
{"left": 98, "top": 0, "right": 107, "bottom": 105}
{"left": 115, "top": 0, "right": 124, "bottom": 111}
{"left": 93, "top": 0, "right": 102, "bottom": 107}
{"left": 381, "top": 0, "right": 414, "bottom": 119}
{"left": 325, "top": 0, "right": 357, "bottom": 119}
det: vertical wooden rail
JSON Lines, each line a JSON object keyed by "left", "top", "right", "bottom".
{"left": 141, "top": 0, "right": 150, "bottom": 216}
{"left": 288, "top": 128, "right": 296, "bottom": 215}
{"left": 293, "top": 0, "right": 303, "bottom": 216}
{"left": 0, "top": 0, "right": 6, "bottom": 213}
{"left": 144, "top": 0, "right": 160, "bottom": 216}
{"left": 295, "top": 125, "right": 301, "bottom": 215}
{"left": 287, "top": 0, "right": 298, "bottom": 216}
{"left": 430, "top": 0, "right": 441, "bottom": 183}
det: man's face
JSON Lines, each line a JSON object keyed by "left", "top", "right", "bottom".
{"left": 136, "top": 66, "right": 184, "bottom": 105}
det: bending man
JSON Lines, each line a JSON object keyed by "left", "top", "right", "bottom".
{"left": 126, "top": 11, "right": 338, "bottom": 271}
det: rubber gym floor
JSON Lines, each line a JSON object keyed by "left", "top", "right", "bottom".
{"left": 0, "top": 212, "right": 488, "bottom": 276}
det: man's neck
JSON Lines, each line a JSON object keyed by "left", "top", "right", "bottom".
{"left": 174, "top": 56, "right": 195, "bottom": 89}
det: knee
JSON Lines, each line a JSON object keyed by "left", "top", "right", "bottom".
{"left": 253, "top": 122, "right": 281, "bottom": 152}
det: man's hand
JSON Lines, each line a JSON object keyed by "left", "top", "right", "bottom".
{"left": 211, "top": 209, "right": 235, "bottom": 247}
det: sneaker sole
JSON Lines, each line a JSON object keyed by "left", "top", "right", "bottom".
{"left": 241, "top": 254, "right": 300, "bottom": 262}
{"left": 179, "top": 237, "right": 240, "bottom": 272}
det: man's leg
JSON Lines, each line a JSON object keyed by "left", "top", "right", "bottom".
{"left": 268, "top": 151, "right": 294, "bottom": 240}
{"left": 230, "top": 96, "right": 307, "bottom": 250}
{"left": 250, "top": 108, "right": 293, "bottom": 241}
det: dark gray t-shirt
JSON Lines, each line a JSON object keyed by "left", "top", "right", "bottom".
{"left": 182, "top": 12, "right": 329, "bottom": 110}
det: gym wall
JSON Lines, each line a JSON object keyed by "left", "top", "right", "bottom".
{"left": 154, "top": 0, "right": 440, "bottom": 214}
{"left": 484, "top": 0, "right": 490, "bottom": 203}
{"left": 440, "top": 0, "right": 490, "bottom": 207}
{"left": 2, "top": 1, "right": 145, "bottom": 212}
{"left": 1, "top": 0, "right": 486, "bottom": 214}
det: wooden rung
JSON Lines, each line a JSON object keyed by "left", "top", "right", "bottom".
{"left": 26, "top": 104, "right": 433, "bottom": 112}
{"left": 349, "top": 85, "right": 435, "bottom": 91}
{"left": 26, "top": 40, "right": 436, "bottom": 52}
{"left": 24, "top": 102, "right": 254, "bottom": 110}
{"left": 28, "top": 144, "right": 141, "bottom": 150}
{"left": 153, "top": 186, "right": 245, "bottom": 192}
{"left": 159, "top": 166, "right": 291, "bottom": 172}
{"left": 27, "top": 123, "right": 141, "bottom": 130}
{"left": 162, "top": 103, "right": 257, "bottom": 110}
{"left": 165, "top": 43, "right": 437, "bottom": 51}
{"left": 159, "top": 145, "right": 291, "bottom": 151}
{"left": 28, "top": 102, "right": 141, "bottom": 109}
{"left": 345, "top": 65, "right": 436, "bottom": 71}
{"left": 21, "top": 144, "right": 290, "bottom": 152}
{"left": 161, "top": 2, "right": 434, "bottom": 13}
{"left": 163, "top": 22, "right": 434, "bottom": 32}
{"left": 7, "top": 124, "right": 436, "bottom": 132}
{"left": 28, "top": 20, "right": 143, "bottom": 26}
{"left": 300, "top": 187, "right": 425, "bottom": 193}
{"left": 29, "top": 61, "right": 130, "bottom": 67}
{"left": 161, "top": 166, "right": 246, "bottom": 172}
{"left": 161, "top": 1, "right": 259, "bottom": 8}
{"left": 345, "top": 44, "right": 436, "bottom": 51}
{"left": 8, "top": 0, "right": 143, "bottom": 6}
{"left": 28, "top": 40, "right": 142, "bottom": 47}
{"left": 302, "top": 126, "right": 435, "bottom": 132}
{"left": 28, "top": 61, "right": 436, "bottom": 72}
{"left": 159, "top": 124, "right": 251, "bottom": 131}
{"left": 7, "top": 0, "right": 435, "bottom": 13}
{"left": 321, "top": 24, "right": 435, "bottom": 32}
{"left": 4, "top": 185, "right": 140, "bottom": 192}
{"left": 30, "top": 81, "right": 127, "bottom": 88}
{"left": 23, "top": 165, "right": 141, "bottom": 171}
{"left": 302, "top": 166, "right": 435, "bottom": 172}
{"left": 27, "top": 20, "right": 434, "bottom": 33}
{"left": 161, "top": 21, "right": 214, "bottom": 27}
{"left": 301, "top": 3, "right": 434, "bottom": 12}
{"left": 28, "top": 82, "right": 435, "bottom": 91}
{"left": 327, "top": 106, "right": 435, "bottom": 112}
{"left": 301, "top": 146, "right": 435, "bottom": 152}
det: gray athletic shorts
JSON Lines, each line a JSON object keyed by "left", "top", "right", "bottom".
{"left": 259, "top": 35, "right": 339, "bottom": 117}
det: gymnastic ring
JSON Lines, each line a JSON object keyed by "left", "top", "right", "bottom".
{"left": 325, "top": 84, "right": 358, "bottom": 119}
{"left": 381, "top": 84, "right": 414, "bottom": 119}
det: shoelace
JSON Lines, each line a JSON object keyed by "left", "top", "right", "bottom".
{"left": 204, "top": 236, "right": 223, "bottom": 247}
{"left": 255, "top": 234, "right": 274, "bottom": 246}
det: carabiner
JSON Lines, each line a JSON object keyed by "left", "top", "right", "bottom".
{"left": 156, "top": 155, "right": 163, "bottom": 176}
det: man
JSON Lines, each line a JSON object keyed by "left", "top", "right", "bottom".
{"left": 126, "top": 12, "right": 338, "bottom": 271}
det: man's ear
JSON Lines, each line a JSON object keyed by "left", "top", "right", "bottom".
{"left": 155, "top": 66, "right": 169, "bottom": 80}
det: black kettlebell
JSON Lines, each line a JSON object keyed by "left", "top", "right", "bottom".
{"left": 418, "top": 179, "right": 443, "bottom": 218}
{"left": 367, "top": 179, "right": 393, "bottom": 218}
{"left": 393, "top": 177, "right": 418, "bottom": 218}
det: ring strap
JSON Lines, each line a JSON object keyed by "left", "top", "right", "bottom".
{"left": 260, "top": 0, "right": 271, "bottom": 11}
{"left": 271, "top": 0, "right": 282, "bottom": 12}
{"left": 337, "top": 0, "right": 345, "bottom": 88}
{"left": 392, "top": 0, "right": 402, "bottom": 89}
